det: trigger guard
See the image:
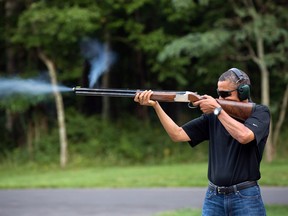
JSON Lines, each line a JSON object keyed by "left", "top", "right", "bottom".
{"left": 188, "top": 102, "right": 197, "bottom": 109}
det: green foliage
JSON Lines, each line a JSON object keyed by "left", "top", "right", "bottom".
{"left": 0, "top": 94, "right": 52, "bottom": 113}
{"left": 1, "top": 0, "right": 288, "bottom": 166}
{"left": 155, "top": 29, "right": 231, "bottom": 86}
{"left": 230, "top": 4, "right": 288, "bottom": 68}
{"left": 158, "top": 29, "right": 231, "bottom": 61}
{"left": 3, "top": 105, "right": 288, "bottom": 166}
{"left": 12, "top": 2, "right": 100, "bottom": 50}
{"left": 124, "top": 0, "right": 154, "bottom": 15}
{"left": 235, "top": 7, "right": 286, "bottom": 45}
{"left": 137, "top": 29, "right": 191, "bottom": 86}
{"left": 1, "top": 109, "right": 208, "bottom": 166}
{"left": 66, "top": 109, "right": 208, "bottom": 165}
{"left": 168, "top": 0, "right": 198, "bottom": 22}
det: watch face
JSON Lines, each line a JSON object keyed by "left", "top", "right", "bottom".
{"left": 214, "top": 107, "right": 221, "bottom": 116}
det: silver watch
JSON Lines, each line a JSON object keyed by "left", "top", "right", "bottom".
{"left": 214, "top": 107, "right": 223, "bottom": 116}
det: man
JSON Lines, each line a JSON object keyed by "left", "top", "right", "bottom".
{"left": 134, "top": 68, "right": 270, "bottom": 216}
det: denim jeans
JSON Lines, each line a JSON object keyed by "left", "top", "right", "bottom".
{"left": 202, "top": 185, "right": 266, "bottom": 216}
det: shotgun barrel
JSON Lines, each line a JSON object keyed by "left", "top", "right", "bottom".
{"left": 72, "top": 87, "right": 190, "bottom": 102}
{"left": 72, "top": 87, "right": 138, "bottom": 97}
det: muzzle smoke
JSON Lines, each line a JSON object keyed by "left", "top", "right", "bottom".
{"left": 0, "top": 77, "right": 71, "bottom": 97}
{"left": 80, "top": 38, "right": 116, "bottom": 88}
{"left": 1, "top": 39, "right": 116, "bottom": 98}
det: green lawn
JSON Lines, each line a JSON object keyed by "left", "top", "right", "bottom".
{"left": 0, "top": 163, "right": 208, "bottom": 188}
{"left": 1, "top": 161, "right": 288, "bottom": 216}
{"left": 156, "top": 205, "right": 288, "bottom": 216}
{"left": 0, "top": 160, "right": 288, "bottom": 188}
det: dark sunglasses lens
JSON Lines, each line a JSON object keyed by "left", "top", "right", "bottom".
{"left": 217, "top": 90, "right": 231, "bottom": 98}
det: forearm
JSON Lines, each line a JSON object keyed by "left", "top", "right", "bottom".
{"left": 153, "top": 102, "right": 190, "bottom": 142}
{"left": 217, "top": 110, "right": 254, "bottom": 144}
{"left": 134, "top": 90, "right": 190, "bottom": 142}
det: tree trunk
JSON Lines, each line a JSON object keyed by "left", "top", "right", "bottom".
{"left": 253, "top": 33, "right": 274, "bottom": 162}
{"left": 38, "top": 50, "right": 68, "bottom": 168}
{"left": 5, "top": 0, "right": 18, "bottom": 74}
{"left": 259, "top": 54, "right": 274, "bottom": 162}
{"left": 4, "top": 0, "right": 20, "bottom": 147}
{"left": 259, "top": 65, "right": 274, "bottom": 162}
{"left": 273, "top": 83, "right": 288, "bottom": 148}
{"left": 102, "top": 72, "right": 110, "bottom": 120}
{"left": 242, "top": 1, "right": 275, "bottom": 162}
{"left": 27, "top": 121, "right": 34, "bottom": 161}
{"left": 101, "top": 39, "right": 111, "bottom": 120}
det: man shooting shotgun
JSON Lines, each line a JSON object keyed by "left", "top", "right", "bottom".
{"left": 134, "top": 68, "right": 270, "bottom": 216}
{"left": 74, "top": 68, "right": 270, "bottom": 215}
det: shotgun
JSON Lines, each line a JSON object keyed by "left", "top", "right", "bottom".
{"left": 73, "top": 87, "right": 255, "bottom": 121}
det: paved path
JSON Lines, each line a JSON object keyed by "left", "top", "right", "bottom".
{"left": 0, "top": 187, "right": 288, "bottom": 216}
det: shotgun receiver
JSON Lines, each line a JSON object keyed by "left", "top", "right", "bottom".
{"left": 73, "top": 87, "right": 255, "bottom": 121}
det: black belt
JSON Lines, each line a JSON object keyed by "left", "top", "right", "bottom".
{"left": 209, "top": 181, "right": 258, "bottom": 195}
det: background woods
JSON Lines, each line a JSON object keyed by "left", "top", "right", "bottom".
{"left": 0, "top": 0, "right": 287, "bottom": 167}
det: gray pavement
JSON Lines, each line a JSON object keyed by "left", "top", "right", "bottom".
{"left": 0, "top": 187, "right": 287, "bottom": 216}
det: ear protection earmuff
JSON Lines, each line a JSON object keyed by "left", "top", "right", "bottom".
{"left": 229, "top": 68, "right": 251, "bottom": 101}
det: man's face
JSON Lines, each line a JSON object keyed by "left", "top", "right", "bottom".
{"left": 217, "top": 80, "right": 240, "bottom": 101}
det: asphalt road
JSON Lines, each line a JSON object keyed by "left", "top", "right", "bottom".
{"left": 0, "top": 187, "right": 288, "bottom": 216}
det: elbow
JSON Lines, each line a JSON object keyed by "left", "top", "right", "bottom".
{"left": 169, "top": 127, "right": 189, "bottom": 143}
{"left": 236, "top": 130, "right": 255, "bottom": 144}
{"left": 237, "top": 137, "right": 249, "bottom": 145}
{"left": 169, "top": 132, "right": 181, "bottom": 142}
{"left": 170, "top": 136, "right": 182, "bottom": 143}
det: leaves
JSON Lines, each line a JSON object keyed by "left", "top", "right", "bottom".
{"left": 1, "top": 0, "right": 288, "bottom": 162}
{"left": 158, "top": 29, "right": 231, "bottom": 61}
{"left": 12, "top": 2, "right": 100, "bottom": 49}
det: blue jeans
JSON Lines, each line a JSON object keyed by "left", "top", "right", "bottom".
{"left": 202, "top": 185, "right": 266, "bottom": 216}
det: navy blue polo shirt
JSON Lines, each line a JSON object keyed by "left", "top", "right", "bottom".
{"left": 182, "top": 104, "right": 270, "bottom": 186}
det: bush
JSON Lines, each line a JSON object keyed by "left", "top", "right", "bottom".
{"left": 1, "top": 108, "right": 209, "bottom": 166}
{"left": 65, "top": 109, "right": 209, "bottom": 166}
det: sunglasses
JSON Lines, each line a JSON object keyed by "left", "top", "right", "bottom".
{"left": 217, "top": 89, "right": 237, "bottom": 98}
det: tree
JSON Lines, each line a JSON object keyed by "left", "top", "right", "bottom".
{"left": 12, "top": 1, "right": 100, "bottom": 167}
{"left": 227, "top": 0, "right": 288, "bottom": 161}
{"left": 1, "top": 0, "right": 287, "bottom": 165}
{"left": 158, "top": 0, "right": 288, "bottom": 161}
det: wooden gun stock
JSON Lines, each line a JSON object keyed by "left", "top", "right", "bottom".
{"left": 215, "top": 99, "right": 255, "bottom": 121}
{"left": 73, "top": 87, "right": 255, "bottom": 121}
{"left": 150, "top": 91, "right": 255, "bottom": 121}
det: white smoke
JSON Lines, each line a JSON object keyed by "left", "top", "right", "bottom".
{"left": 0, "top": 77, "right": 71, "bottom": 97}
{"left": 80, "top": 38, "right": 116, "bottom": 88}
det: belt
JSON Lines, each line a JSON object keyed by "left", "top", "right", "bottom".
{"left": 209, "top": 181, "right": 258, "bottom": 195}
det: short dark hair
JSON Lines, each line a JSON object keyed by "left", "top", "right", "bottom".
{"left": 218, "top": 68, "right": 251, "bottom": 87}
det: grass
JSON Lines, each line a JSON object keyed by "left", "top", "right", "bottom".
{"left": 1, "top": 161, "right": 288, "bottom": 216}
{"left": 0, "top": 163, "right": 208, "bottom": 188}
{"left": 156, "top": 208, "right": 201, "bottom": 216}
{"left": 156, "top": 205, "right": 288, "bottom": 216}
{"left": 0, "top": 160, "right": 288, "bottom": 188}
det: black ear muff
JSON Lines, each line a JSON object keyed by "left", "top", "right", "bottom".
{"left": 228, "top": 68, "right": 251, "bottom": 101}
{"left": 237, "top": 84, "right": 250, "bottom": 101}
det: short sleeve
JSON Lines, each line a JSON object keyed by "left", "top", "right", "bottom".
{"left": 245, "top": 105, "right": 270, "bottom": 145}
{"left": 182, "top": 114, "right": 210, "bottom": 147}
